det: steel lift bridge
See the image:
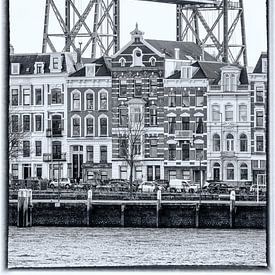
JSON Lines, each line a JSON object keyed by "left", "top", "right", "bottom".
{"left": 42, "top": 0, "right": 247, "bottom": 65}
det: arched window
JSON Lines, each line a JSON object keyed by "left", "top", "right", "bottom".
{"left": 85, "top": 90, "right": 94, "bottom": 110}
{"left": 213, "top": 162, "right": 220, "bottom": 181}
{"left": 225, "top": 104, "right": 233, "bottom": 121}
{"left": 240, "top": 163, "right": 248, "bottom": 180}
{"left": 227, "top": 163, "right": 234, "bottom": 180}
{"left": 85, "top": 115, "right": 94, "bottom": 136}
{"left": 119, "top": 107, "right": 128, "bottom": 127}
{"left": 132, "top": 48, "right": 143, "bottom": 67}
{"left": 239, "top": 105, "right": 247, "bottom": 122}
{"left": 72, "top": 90, "right": 81, "bottom": 110}
{"left": 169, "top": 89, "right": 176, "bottom": 107}
{"left": 98, "top": 90, "right": 108, "bottom": 110}
{"left": 72, "top": 115, "right": 81, "bottom": 136}
{"left": 149, "top": 56, "right": 156, "bottom": 67}
{"left": 226, "top": 134, "right": 234, "bottom": 151}
{"left": 213, "top": 134, "right": 220, "bottom": 151}
{"left": 224, "top": 73, "right": 230, "bottom": 91}
{"left": 212, "top": 104, "right": 220, "bottom": 121}
{"left": 99, "top": 115, "right": 108, "bottom": 136}
{"left": 119, "top": 57, "right": 126, "bottom": 67}
{"left": 240, "top": 134, "right": 248, "bottom": 152}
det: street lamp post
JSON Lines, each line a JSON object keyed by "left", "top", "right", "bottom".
{"left": 219, "top": 112, "right": 223, "bottom": 182}
{"left": 199, "top": 153, "right": 203, "bottom": 205}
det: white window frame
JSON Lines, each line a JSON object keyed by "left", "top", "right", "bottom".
{"left": 131, "top": 47, "right": 144, "bottom": 67}
{"left": 85, "top": 89, "right": 95, "bottom": 110}
{"left": 213, "top": 133, "right": 221, "bottom": 151}
{"left": 149, "top": 56, "right": 156, "bottom": 67}
{"left": 239, "top": 133, "right": 248, "bottom": 152}
{"left": 98, "top": 89, "right": 108, "bottom": 111}
{"left": 85, "top": 115, "right": 95, "bottom": 136}
{"left": 119, "top": 57, "right": 126, "bottom": 67}
{"left": 34, "top": 62, "right": 45, "bottom": 74}
{"left": 34, "top": 86, "right": 43, "bottom": 106}
{"left": 181, "top": 66, "right": 192, "bottom": 79}
{"left": 11, "top": 114, "right": 19, "bottom": 133}
{"left": 255, "top": 134, "right": 265, "bottom": 152}
{"left": 34, "top": 114, "right": 43, "bottom": 132}
{"left": 226, "top": 163, "right": 235, "bottom": 180}
{"left": 10, "top": 87, "right": 19, "bottom": 106}
{"left": 11, "top": 63, "right": 20, "bottom": 75}
{"left": 226, "top": 133, "right": 234, "bottom": 151}
{"left": 85, "top": 64, "right": 96, "bottom": 77}
{"left": 225, "top": 104, "right": 234, "bottom": 121}
{"left": 23, "top": 114, "right": 31, "bottom": 132}
{"left": 71, "top": 114, "right": 81, "bottom": 137}
{"left": 240, "top": 163, "right": 248, "bottom": 181}
{"left": 98, "top": 114, "right": 108, "bottom": 137}
{"left": 23, "top": 88, "right": 31, "bottom": 105}
{"left": 239, "top": 104, "right": 247, "bottom": 122}
{"left": 71, "top": 89, "right": 81, "bottom": 111}
{"left": 255, "top": 108, "right": 264, "bottom": 127}
{"left": 212, "top": 104, "right": 221, "bottom": 121}
{"left": 255, "top": 85, "right": 265, "bottom": 103}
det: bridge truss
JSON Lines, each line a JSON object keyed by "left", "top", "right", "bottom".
{"left": 42, "top": 0, "right": 247, "bottom": 65}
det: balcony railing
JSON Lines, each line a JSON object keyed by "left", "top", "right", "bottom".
{"left": 221, "top": 151, "right": 235, "bottom": 158}
{"left": 46, "top": 128, "right": 64, "bottom": 137}
{"left": 43, "top": 153, "right": 66, "bottom": 162}
{"left": 175, "top": 130, "right": 193, "bottom": 140}
{"left": 210, "top": 85, "right": 249, "bottom": 92}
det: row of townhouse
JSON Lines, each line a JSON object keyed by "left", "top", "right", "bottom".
{"left": 9, "top": 25, "right": 267, "bottom": 187}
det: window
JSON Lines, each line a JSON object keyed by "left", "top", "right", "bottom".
{"left": 51, "top": 88, "right": 62, "bottom": 104}
{"left": 11, "top": 164, "right": 19, "bottom": 179}
{"left": 11, "top": 115, "right": 19, "bottom": 132}
{"left": 86, "top": 116, "right": 94, "bottom": 136}
{"left": 23, "top": 141, "right": 30, "bottom": 157}
{"left": 225, "top": 104, "right": 233, "bottom": 121}
{"left": 130, "top": 106, "right": 142, "bottom": 124}
{"left": 85, "top": 64, "right": 95, "bottom": 77}
{"left": 256, "top": 136, "right": 264, "bottom": 152}
{"left": 23, "top": 89, "right": 30, "bottom": 105}
{"left": 132, "top": 48, "right": 143, "bottom": 67}
{"left": 256, "top": 110, "right": 264, "bottom": 127}
{"left": 168, "top": 117, "right": 176, "bottom": 134}
{"left": 119, "top": 139, "right": 128, "bottom": 158}
{"left": 119, "top": 57, "right": 126, "bottom": 67}
{"left": 120, "top": 166, "right": 127, "bottom": 179}
{"left": 155, "top": 166, "right": 160, "bottom": 180}
{"left": 169, "top": 170, "right": 177, "bottom": 180}
{"left": 149, "top": 57, "right": 156, "bottom": 67}
{"left": 150, "top": 139, "right": 158, "bottom": 158}
{"left": 239, "top": 105, "right": 247, "bottom": 122}
{"left": 52, "top": 115, "right": 62, "bottom": 136}
{"left": 182, "top": 142, "right": 190, "bottom": 160}
{"left": 182, "top": 91, "right": 189, "bottom": 107}
{"left": 240, "top": 163, "right": 248, "bottom": 180}
{"left": 181, "top": 117, "right": 189, "bottom": 130}
{"left": 224, "top": 73, "right": 230, "bottom": 91}
{"left": 11, "top": 63, "right": 20, "bottom": 74}
{"left": 150, "top": 78, "right": 158, "bottom": 94}
{"left": 119, "top": 79, "right": 127, "bottom": 97}
{"left": 256, "top": 87, "right": 264, "bottom": 102}
{"left": 23, "top": 115, "right": 30, "bottom": 132}
{"left": 99, "top": 91, "right": 108, "bottom": 110}
{"left": 168, "top": 144, "right": 176, "bottom": 160}
{"left": 119, "top": 108, "right": 128, "bottom": 126}
{"left": 134, "top": 78, "right": 142, "bottom": 97}
{"left": 86, "top": 91, "right": 94, "bottom": 110}
{"left": 72, "top": 91, "right": 81, "bottom": 110}
{"left": 169, "top": 89, "right": 176, "bottom": 107}
{"left": 86, "top": 146, "right": 94, "bottom": 162}
{"left": 213, "top": 134, "right": 220, "bottom": 151}
{"left": 100, "top": 146, "right": 107, "bottom": 163}
{"left": 196, "top": 91, "right": 204, "bottom": 107}
{"left": 35, "top": 88, "right": 42, "bottom": 105}
{"left": 226, "top": 134, "right": 234, "bottom": 151}
{"left": 212, "top": 105, "right": 220, "bottom": 121}
{"left": 11, "top": 89, "right": 19, "bottom": 106}
{"left": 182, "top": 170, "right": 190, "bottom": 181}
{"left": 195, "top": 144, "right": 204, "bottom": 160}
{"left": 181, "top": 66, "right": 192, "bottom": 79}
{"left": 99, "top": 117, "right": 108, "bottom": 136}
{"left": 53, "top": 57, "right": 59, "bottom": 69}
{"left": 226, "top": 163, "right": 234, "bottom": 180}
{"left": 134, "top": 139, "right": 141, "bottom": 155}
{"left": 35, "top": 141, "right": 42, "bottom": 156}
{"left": 147, "top": 166, "right": 153, "bottom": 181}
{"left": 72, "top": 116, "right": 80, "bottom": 136}
{"left": 52, "top": 141, "right": 62, "bottom": 160}
{"left": 196, "top": 117, "right": 204, "bottom": 134}
{"left": 34, "top": 62, "right": 44, "bottom": 74}
{"left": 240, "top": 134, "right": 248, "bottom": 152}
{"left": 150, "top": 108, "right": 157, "bottom": 126}
{"left": 260, "top": 160, "right": 266, "bottom": 168}
{"left": 35, "top": 115, "right": 42, "bottom": 131}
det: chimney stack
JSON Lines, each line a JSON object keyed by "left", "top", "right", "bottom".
{"left": 10, "top": 44, "right": 14, "bottom": 55}
{"left": 174, "top": 48, "right": 180, "bottom": 60}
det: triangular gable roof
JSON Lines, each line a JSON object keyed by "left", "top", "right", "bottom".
{"left": 253, "top": 52, "right": 267, "bottom": 73}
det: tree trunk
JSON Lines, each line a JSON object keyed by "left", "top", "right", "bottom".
{"left": 129, "top": 162, "right": 133, "bottom": 199}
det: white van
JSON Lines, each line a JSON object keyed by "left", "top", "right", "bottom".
{"left": 168, "top": 179, "right": 189, "bottom": 193}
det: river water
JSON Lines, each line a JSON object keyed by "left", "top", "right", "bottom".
{"left": 8, "top": 226, "right": 267, "bottom": 268}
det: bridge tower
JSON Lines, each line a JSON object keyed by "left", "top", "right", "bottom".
{"left": 42, "top": 0, "right": 120, "bottom": 58}
{"left": 176, "top": 0, "right": 247, "bottom": 65}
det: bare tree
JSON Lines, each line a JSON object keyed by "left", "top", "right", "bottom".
{"left": 118, "top": 107, "right": 145, "bottom": 198}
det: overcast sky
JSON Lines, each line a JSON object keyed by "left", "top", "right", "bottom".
{"left": 9, "top": 0, "right": 267, "bottom": 68}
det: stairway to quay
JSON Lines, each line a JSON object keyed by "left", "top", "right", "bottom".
{"left": 9, "top": 189, "right": 266, "bottom": 229}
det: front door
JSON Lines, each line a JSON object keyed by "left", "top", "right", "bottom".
{"left": 213, "top": 168, "right": 220, "bottom": 181}
{"left": 23, "top": 165, "right": 31, "bottom": 179}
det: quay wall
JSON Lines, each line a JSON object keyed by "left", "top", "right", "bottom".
{"left": 8, "top": 202, "right": 266, "bottom": 229}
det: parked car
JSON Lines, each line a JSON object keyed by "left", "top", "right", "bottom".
{"left": 203, "top": 182, "right": 234, "bottom": 194}
{"left": 155, "top": 179, "right": 169, "bottom": 191}
{"left": 184, "top": 182, "right": 199, "bottom": 193}
{"left": 250, "top": 183, "right": 266, "bottom": 193}
{"left": 49, "top": 178, "right": 75, "bottom": 189}
{"left": 138, "top": 181, "right": 157, "bottom": 192}
{"left": 168, "top": 179, "right": 190, "bottom": 193}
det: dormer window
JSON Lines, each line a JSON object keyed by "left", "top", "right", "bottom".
{"left": 34, "top": 62, "right": 44, "bottom": 74}
{"left": 221, "top": 66, "right": 241, "bottom": 92}
{"left": 11, "top": 63, "right": 20, "bottom": 75}
{"left": 262, "top": 58, "right": 267, "bottom": 73}
{"left": 85, "top": 64, "right": 96, "bottom": 77}
{"left": 149, "top": 57, "right": 156, "bottom": 67}
{"left": 50, "top": 54, "right": 62, "bottom": 72}
{"left": 131, "top": 47, "right": 144, "bottom": 67}
{"left": 181, "top": 66, "right": 192, "bottom": 79}
{"left": 119, "top": 57, "right": 126, "bottom": 67}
